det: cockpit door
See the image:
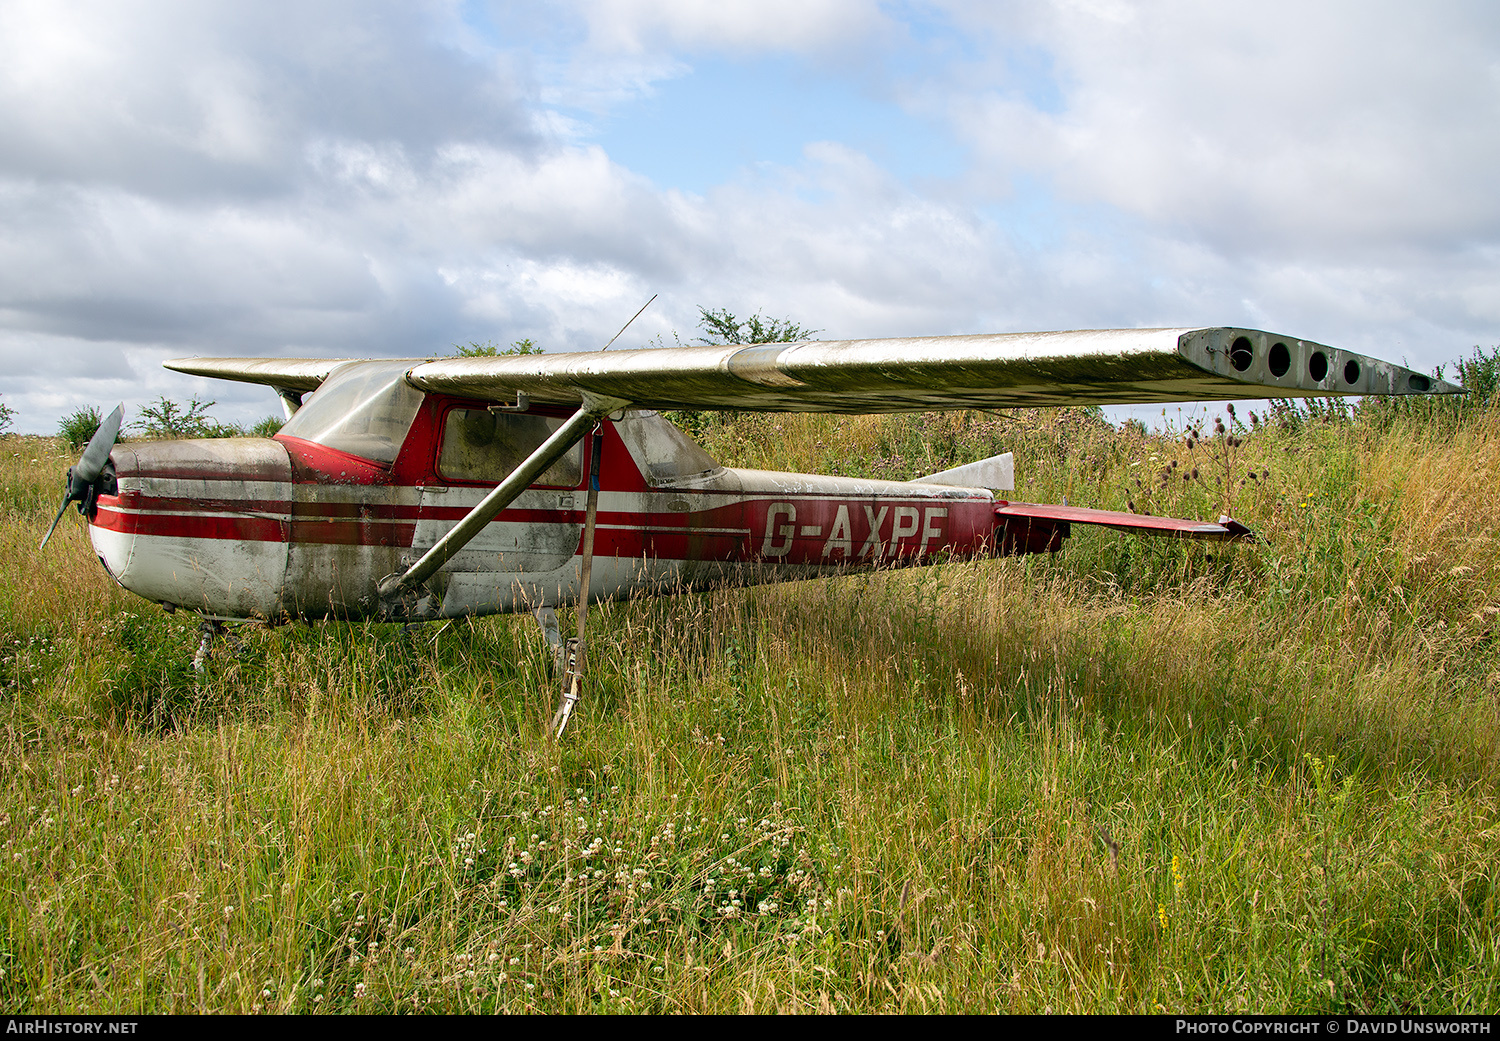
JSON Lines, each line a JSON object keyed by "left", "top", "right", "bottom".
{"left": 409, "top": 406, "right": 587, "bottom": 613}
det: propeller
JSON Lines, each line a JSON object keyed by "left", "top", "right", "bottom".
{"left": 39, "top": 404, "right": 123, "bottom": 550}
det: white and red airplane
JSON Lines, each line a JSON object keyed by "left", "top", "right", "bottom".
{"left": 42, "top": 326, "right": 1459, "bottom": 729}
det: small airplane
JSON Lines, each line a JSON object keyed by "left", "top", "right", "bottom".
{"left": 42, "top": 326, "right": 1461, "bottom": 731}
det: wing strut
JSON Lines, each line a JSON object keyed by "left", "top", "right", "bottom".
{"left": 377, "top": 391, "right": 630, "bottom": 604}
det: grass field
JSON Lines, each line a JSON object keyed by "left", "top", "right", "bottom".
{"left": 3, "top": 400, "right": 1500, "bottom": 1014}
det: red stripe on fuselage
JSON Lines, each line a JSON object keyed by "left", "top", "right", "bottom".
{"left": 93, "top": 487, "right": 1008, "bottom": 564}
{"left": 93, "top": 501, "right": 288, "bottom": 543}
{"left": 114, "top": 490, "right": 294, "bottom": 515}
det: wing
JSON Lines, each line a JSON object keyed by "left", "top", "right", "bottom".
{"left": 166, "top": 327, "right": 1461, "bottom": 413}
{"left": 161, "top": 357, "right": 343, "bottom": 393}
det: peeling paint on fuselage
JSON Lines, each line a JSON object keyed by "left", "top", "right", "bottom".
{"left": 89, "top": 395, "right": 1020, "bottom": 623}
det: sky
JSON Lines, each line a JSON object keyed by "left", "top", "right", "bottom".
{"left": 1, "top": 0, "right": 1497, "bottom": 433}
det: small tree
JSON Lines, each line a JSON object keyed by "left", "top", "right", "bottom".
{"left": 1455, "top": 344, "right": 1500, "bottom": 408}
{"left": 0, "top": 394, "right": 14, "bottom": 436}
{"left": 666, "top": 309, "right": 817, "bottom": 438}
{"left": 695, "top": 309, "right": 816, "bottom": 346}
{"left": 133, "top": 397, "right": 244, "bottom": 439}
{"left": 1354, "top": 342, "right": 1500, "bottom": 431}
{"left": 59, "top": 406, "right": 102, "bottom": 450}
{"left": 451, "top": 339, "right": 543, "bottom": 357}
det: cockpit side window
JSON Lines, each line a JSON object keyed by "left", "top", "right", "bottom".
{"left": 437, "top": 408, "right": 583, "bottom": 487}
{"left": 613, "top": 410, "right": 722, "bottom": 485}
{"left": 277, "top": 361, "right": 424, "bottom": 464}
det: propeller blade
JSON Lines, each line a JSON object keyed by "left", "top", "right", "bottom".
{"left": 76, "top": 404, "right": 123, "bottom": 484}
{"left": 39, "top": 404, "right": 122, "bottom": 551}
{"left": 38, "top": 494, "right": 72, "bottom": 551}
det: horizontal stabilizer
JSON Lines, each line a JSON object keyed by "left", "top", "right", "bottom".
{"left": 995, "top": 501, "right": 1255, "bottom": 542}
{"left": 913, "top": 453, "right": 1014, "bottom": 491}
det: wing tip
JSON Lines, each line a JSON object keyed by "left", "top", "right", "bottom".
{"left": 1178, "top": 329, "right": 1466, "bottom": 397}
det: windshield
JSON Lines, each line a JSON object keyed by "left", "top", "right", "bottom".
{"left": 277, "top": 360, "right": 424, "bottom": 463}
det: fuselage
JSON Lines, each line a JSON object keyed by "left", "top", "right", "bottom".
{"left": 86, "top": 368, "right": 1059, "bottom": 623}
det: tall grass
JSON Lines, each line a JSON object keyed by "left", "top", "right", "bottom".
{"left": 2, "top": 405, "right": 1500, "bottom": 1013}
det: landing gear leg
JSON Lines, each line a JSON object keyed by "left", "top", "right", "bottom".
{"left": 551, "top": 637, "right": 582, "bottom": 736}
{"left": 549, "top": 425, "right": 603, "bottom": 739}
{"left": 534, "top": 607, "right": 564, "bottom": 677}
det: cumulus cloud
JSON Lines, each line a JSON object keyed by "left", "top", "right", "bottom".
{"left": 573, "top": 0, "right": 889, "bottom": 55}
{"left": 0, "top": 0, "right": 1495, "bottom": 434}
{"left": 0, "top": 0, "right": 536, "bottom": 197}
{"left": 910, "top": 0, "right": 1500, "bottom": 363}
{"left": 950, "top": 1, "right": 1500, "bottom": 253}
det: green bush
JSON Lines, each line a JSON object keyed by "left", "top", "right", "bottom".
{"left": 450, "top": 338, "right": 542, "bottom": 357}
{"left": 1355, "top": 342, "right": 1500, "bottom": 430}
{"left": 132, "top": 397, "right": 244, "bottom": 439}
{"left": 1454, "top": 342, "right": 1500, "bottom": 406}
{"left": 58, "top": 405, "right": 102, "bottom": 450}
{"left": 664, "top": 309, "right": 817, "bottom": 438}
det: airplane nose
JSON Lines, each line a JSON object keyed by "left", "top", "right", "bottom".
{"left": 39, "top": 404, "right": 123, "bottom": 551}
{"left": 89, "top": 437, "right": 293, "bottom": 619}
